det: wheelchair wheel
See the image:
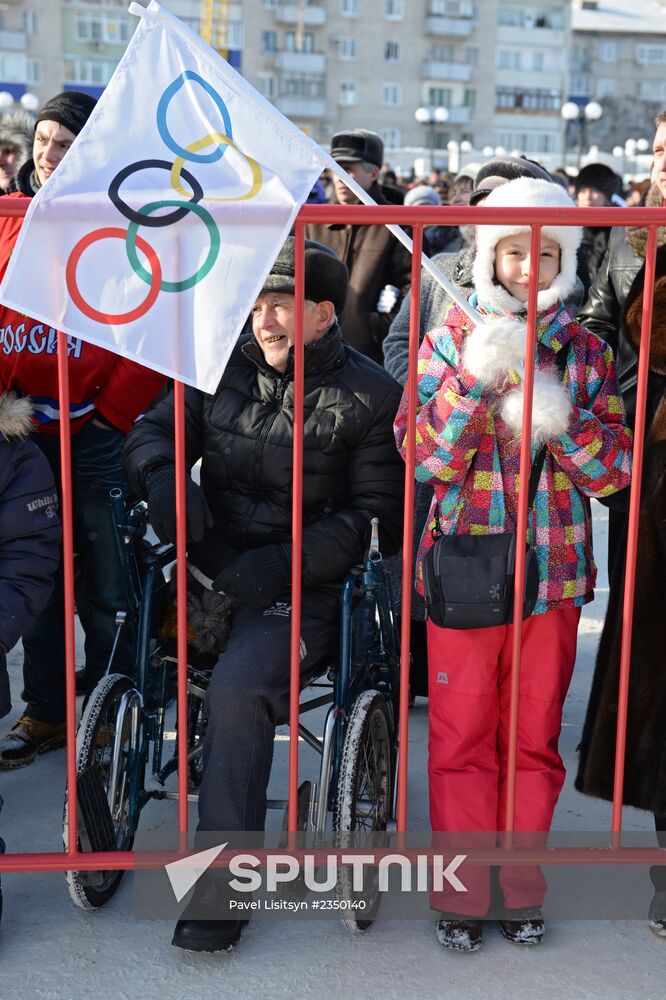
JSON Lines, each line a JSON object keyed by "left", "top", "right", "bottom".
{"left": 333, "top": 689, "right": 393, "bottom": 934}
{"left": 64, "top": 673, "right": 143, "bottom": 910}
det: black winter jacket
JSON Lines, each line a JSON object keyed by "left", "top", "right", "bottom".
{"left": 578, "top": 225, "right": 642, "bottom": 419}
{"left": 0, "top": 393, "right": 61, "bottom": 718}
{"left": 123, "top": 325, "right": 405, "bottom": 589}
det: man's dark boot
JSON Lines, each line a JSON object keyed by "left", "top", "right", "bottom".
{"left": 172, "top": 876, "right": 248, "bottom": 953}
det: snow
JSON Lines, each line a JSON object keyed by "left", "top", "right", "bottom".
{"left": 1, "top": 504, "right": 664, "bottom": 999}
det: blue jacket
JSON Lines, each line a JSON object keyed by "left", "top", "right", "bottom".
{"left": 0, "top": 393, "right": 61, "bottom": 718}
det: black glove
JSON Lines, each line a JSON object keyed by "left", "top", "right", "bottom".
{"left": 212, "top": 544, "right": 290, "bottom": 612}
{"left": 145, "top": 466, "right": 213, "bottom": 545}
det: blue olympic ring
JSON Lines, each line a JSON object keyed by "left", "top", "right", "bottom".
{"left": 157, "top": 71, "right": 233, "bottom": 164}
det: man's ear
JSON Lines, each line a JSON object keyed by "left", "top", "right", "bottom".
{"left": 315, "top": 300, "right": 336, "bottom": 329}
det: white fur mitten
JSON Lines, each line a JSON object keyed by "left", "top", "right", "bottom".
{"left": 499, "top": 368, "right": 573, "bottom": 445}
{"left": 462, "top": 317, "right": 527, "bottom": 387}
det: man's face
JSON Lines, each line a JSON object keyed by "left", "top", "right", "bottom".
{"left": 652, "top": 122, "right": 666, "bottom": 200}
{"left": 33, "top": 120, "right": 77, "bottom": 186}
{"left": 576, "top": 186, "right": 609, "bottom": 208}
{"left": 494, "top": 232, "right": 561, "bottom": 303}
{"left": 251, "top": 292, "right": 333, "bottom": 372}
{"left": 332, "top": 160, "right": 379, "bottom": 204}
{"left": 0, "top": 144, "right": 19, "bottom": 190}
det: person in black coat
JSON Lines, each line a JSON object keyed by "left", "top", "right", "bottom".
{"left": 0, "top": 391, "right": 61, "bottom": 922}
{"left": 123, "top": 239, "right": 405, "bottom": 953}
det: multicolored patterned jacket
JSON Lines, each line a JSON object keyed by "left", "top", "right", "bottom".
{"left": 393, "top": 301, "right": 632, "bottom": 614}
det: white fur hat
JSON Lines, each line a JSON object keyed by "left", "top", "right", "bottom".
{"left": 472, "top": 177, "right": 582, "bottom": 313}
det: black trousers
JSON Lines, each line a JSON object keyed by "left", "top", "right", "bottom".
{"left": 652, "top": 813, "right": 666, "bottom": 892}
{"left": 197, "top": 591, "right": 338, "bottom": 834}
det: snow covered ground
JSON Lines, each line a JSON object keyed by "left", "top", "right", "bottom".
{"left": 1, "top": 504, "right": 664, "bottom": 1000}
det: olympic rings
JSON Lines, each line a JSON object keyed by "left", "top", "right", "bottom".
{"left": 125, "top": 200, "right": 220, "bottom": 293}
{"left": 68, "top": 72, "right": 263, "bottom": 325}
{"left": 170, "top": 133, "right": 262, "bottom": 202}
{"left": 109, "top": 159, "right": 203, "bottom": 227}
{"left": 157, "top": 71, "right": 233, "bottom": 164}
{"left": 66, "top": 228, "right": 162, "bottom": 325}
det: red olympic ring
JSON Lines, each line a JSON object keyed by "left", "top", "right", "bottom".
{"left": 66, "top": 227, "right": 162, "bottom": 325}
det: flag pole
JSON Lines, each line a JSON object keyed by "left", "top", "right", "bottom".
{"left": 321, "top": 153, "right": 483, "bottom": 327}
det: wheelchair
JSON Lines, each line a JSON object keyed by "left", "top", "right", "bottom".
{"left": 64, "top": 490, "right": 402, "bottom": 934}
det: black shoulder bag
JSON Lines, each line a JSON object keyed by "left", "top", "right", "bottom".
{"left": 422, "top": 447, "right": 546, "bottom": 630}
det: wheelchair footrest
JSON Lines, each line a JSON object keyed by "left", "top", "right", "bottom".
{"left": 77, "top": 765, "right": 117, "bottom": 854}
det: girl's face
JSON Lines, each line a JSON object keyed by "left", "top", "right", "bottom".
{"left": 493, "top": 232, "right": 561, "bottom": 302}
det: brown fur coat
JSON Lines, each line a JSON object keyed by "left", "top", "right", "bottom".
{"left": 575, "top": 241, "right": 666, "bottom": 812}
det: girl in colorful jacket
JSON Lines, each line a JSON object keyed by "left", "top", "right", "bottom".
{"left": 394, "top": 178, "right": 632, "bottom": 953}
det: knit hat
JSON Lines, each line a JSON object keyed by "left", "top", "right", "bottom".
{"left": 331, "top": 129, "right": 384, "bottom": 169}
{"left": 34, "top": 91, "right": 97, "bottom": 137}
{"left": 574, "top": 163, "right": 622, "bottom": 203}
{"left": 404, "top": 184, "right": 441, "bottom": 207}
{"left": 261, "top": 238, "right": 349, "bottom": 315}
{"left": 470, "top": 155, "right": 552, "bottom": 206}
{"left": 472, "top": 177, "right": 582, "bottom": 313}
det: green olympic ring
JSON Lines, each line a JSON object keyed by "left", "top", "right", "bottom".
{"left": 125, "top": 200, "right": 220, "bottom": 293}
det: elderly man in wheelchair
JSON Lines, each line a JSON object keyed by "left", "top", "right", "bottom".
{"left": 122, "top": 239, "right": 404, "bottom": 952}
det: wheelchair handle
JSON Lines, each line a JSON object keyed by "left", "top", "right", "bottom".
{"left": 369, "top": 516, "right": 380, "bottom": 560}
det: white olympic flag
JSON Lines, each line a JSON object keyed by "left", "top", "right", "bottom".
{"left": 0, "top": 0, "right": 329, "bottom": 393}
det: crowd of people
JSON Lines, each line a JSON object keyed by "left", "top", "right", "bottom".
{"left": 0, "top": 92, "right": 664, "bottom": 957}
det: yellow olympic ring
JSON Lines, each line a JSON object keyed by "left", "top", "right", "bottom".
{"left": 170, "top": 132, "right": 263, "bottom": 202}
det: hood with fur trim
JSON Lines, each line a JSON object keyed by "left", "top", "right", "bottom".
{"left": 0, "top": 392, "right": 34, "bottom": 440}
{"left": 472, "top": 177, "right": 582, "bottom": 314}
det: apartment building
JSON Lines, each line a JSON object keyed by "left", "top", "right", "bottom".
{"left": 1, "top": 1, "right": 664, "bottom": 166}
{"left": 570, "top": 0, "right": 666, "bottom": 152}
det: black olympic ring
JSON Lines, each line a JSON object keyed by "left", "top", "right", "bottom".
{"left": 108, "top": 159, "right": 204, "bottom": 228}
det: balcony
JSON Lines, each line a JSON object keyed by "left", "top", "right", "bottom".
{"left": 0, "top": 31, "right": 26, "bottom": 52}
{"left": 422, "top": 60, "right": 473, "bottom": 82}
{"left": 275, "top": 51, "right": 325, "bottom": 73}
{"left": 446, "top": 106, "right": 472, "bottom": 124}
{"left": 275, "top": 96, "right": 325, "bottom": 118}
{"left": 496, "top": 25, "right": 565, "bottom": 48}
{"left": 425, "top": 16, "right": 474, "bottom": 37}
{"left": 275, "top": 4, "right": 326, "bottom": 26}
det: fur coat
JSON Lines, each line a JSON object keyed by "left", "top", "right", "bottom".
{"left": 576, "top": 242, "right": 666, "bottom": 813}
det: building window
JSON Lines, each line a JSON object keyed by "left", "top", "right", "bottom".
{"left": 24, "top": 11, "right": 38, "bottom": 35}
{"left": 638, "top": 80, "right": 666, "bottom": 101}
{"left": 532, "top": 52, "right": 544, "bottom": 71}
{"left": 76, "top": 13, "right": 132, "bottom": 45}
{"left": 382, "top": 82, "right": 402, "bottom": 106}
{"left": 599, "top": 41, "right": 618, "bottom": 62}
{"left": 596, "top": 78, "right": 616, "bottom": 99}
{"left": 428, "top": 87, "right": 452, "bottom": 107}
{"left": 228, "top": 21, "right": 244, "bottom": 49}
{"left": 464, "top": 46, "right": 478, "bottom": 65}
{"left": 430, "top": 43, "right": 454, "bottom": 62}
{"left": 463, "top": 88, "right": 476, "bottom": 109}
{"left": 498, "top": 50, "right": 521, "bottom": 71}
{"left": 27, "top": 59, "right": 42, "bottom": 84}
{"left": 570, "top": 74, "right": 591, "bottom": 97}
{"left": 495, "top": 87, "right": 562, "bottom": 112}
{"left": 385, "top": 41, "right": 400, "bottom": 62}
{"left": 339, "top": 81, "right": 358, "bottom": 105}
{"left": 284, "top": 31, "right": 297, "bottom": 51}
{"left": 261, "top": 31, "right": 277, "bottom": 53}
{"left": 282, "top": 74, "right": 324, "bottom": 98}
{"left": 258, "top": 74, "right": 277, "bottom": 99}
{"left": 636, "top": 45, "right": 666, "bottom": 65}
{"left": 339, "top": 37, "right": 357, "bottom": 60}
{"left": 341, "top": 0, "right": 359, "bottom": 16}
{"left": 381, "top": 127, "right": 401, "bottom": 148}
{"left": 385, "top": 0, "right": 404, "bottom": 18}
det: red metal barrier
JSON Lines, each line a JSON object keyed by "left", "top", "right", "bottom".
{"left": 1, "top": 200, "right": 664, "bottom": 876}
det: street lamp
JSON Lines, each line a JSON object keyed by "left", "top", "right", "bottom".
{"left": 415, "top": 105, "right": 449, "bottom": 173}
{"left": 561, "top": 100, "right": 603, "bottom": 169}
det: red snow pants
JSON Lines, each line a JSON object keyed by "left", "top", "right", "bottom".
{"left": 426, "top": 606, "right": 580, "bottom": 916}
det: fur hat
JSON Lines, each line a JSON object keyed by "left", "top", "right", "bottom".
{"left": 469, "top": 155, "right": 552, "bottom": 206}
{"left": 331, "top": 129, "right": 384, "bottom": 169}
{"left": 472, "top": 177, "right": 582, "bottom": 313}
{"left": 404, "top": 184, "right": 441, "bottom": 207}
{"left": 262, "top": 238, "right": 349, "bottom": 315}
{"left": 35, "top": 91, "right": 97, "bottom": 137}
{"left": 574, "top": 163, "right": 621, "bottom": 203}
